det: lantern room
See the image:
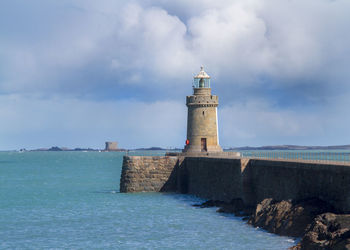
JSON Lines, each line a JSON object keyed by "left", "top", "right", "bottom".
{"left": 193, "top": 66, "right": 210, "bottom": 88}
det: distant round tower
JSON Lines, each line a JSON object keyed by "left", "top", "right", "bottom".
{"left": 183, "top": 67, "right": 223, "bottom": 153}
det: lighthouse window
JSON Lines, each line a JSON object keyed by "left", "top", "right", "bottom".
{"left": 202, "top": 111, "right": 205, "bottom": 116}
{"left": 199, "top": 78, "right": 204, "bottom": 88}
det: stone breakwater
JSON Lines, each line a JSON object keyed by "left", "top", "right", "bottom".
{"left": 120, "top": 156, "right": 179, "bottom": 192}
{"left": 120, "top": 155, "right": 350, "bottom": 249}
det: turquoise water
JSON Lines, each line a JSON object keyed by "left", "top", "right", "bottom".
{"left": 0, "top": 151, "right": 296, "bottom": 249}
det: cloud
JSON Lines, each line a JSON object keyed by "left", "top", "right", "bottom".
{"left": 2, "top": 0, "right": 350, "bottom": 94}
{"left": 1, "top": 0, "right": 350, "bottom": 148}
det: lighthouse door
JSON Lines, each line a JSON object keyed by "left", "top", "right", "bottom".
{"left": 201, "top": 138, "right": 207, "bottom": 152}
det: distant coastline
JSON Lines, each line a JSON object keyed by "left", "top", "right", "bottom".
{"left": 228, "top": 144, "right": 350, "bottom": 150}
{"left": 17, "top": 146, "right": 175, "bottom": 152}
{"left": 19, "top": 146, "right": 127, "bottom": 152}
{"left": 5, "top": 144, "right": 350, "bottom": 152}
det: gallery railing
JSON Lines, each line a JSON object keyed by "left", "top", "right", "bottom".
{"left": 241, "top": 151, "right": 350, "bottom": 164}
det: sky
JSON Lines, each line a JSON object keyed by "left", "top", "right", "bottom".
{"left": 1, "top": 0, "right": 350, "bottom": 150}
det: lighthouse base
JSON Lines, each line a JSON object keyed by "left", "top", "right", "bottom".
{"left": 183, "top": 144, "right": 223, "bottom": 153}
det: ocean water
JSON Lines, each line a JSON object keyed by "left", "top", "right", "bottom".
{"left": 0, "top": 151, "right": 296, "bottom": 249}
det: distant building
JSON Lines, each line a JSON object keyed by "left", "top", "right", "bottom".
{"left": 105, "top": 142, "right": 118, "bottom": 151}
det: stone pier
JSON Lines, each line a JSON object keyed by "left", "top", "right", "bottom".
{"left": 120, "top": 156, "right": 350, "bottom": 213}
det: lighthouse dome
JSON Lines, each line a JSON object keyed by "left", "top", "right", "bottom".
{"left": 194, "top": 66, "right": 210, "bottom": 79}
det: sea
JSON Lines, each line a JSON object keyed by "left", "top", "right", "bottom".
{"left": 0, "top": 151, "right": 296, "bottom": 249}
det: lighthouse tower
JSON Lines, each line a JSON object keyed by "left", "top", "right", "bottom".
{"left": 183, "top": 67, "right": 223, "bottom": 153}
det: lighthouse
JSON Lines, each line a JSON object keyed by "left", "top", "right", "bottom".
{"left": 183, "top": 67, "right": 223, "bottom": 153}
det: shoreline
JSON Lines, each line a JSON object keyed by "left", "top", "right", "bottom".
{"left": 194, "top": 198, "right": 350, "bottom": 249}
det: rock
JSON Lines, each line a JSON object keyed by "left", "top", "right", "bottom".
{"left": 295, "top": 213, "right": 350, "bottom": 250}
{"left": 193, "top": 198, "right": 254, "bottom": 217}
{"left": 216, "top": 198, "right": 245, "bottom": 215}
{"left": 192, "top": 200, "right": 226, "bottom": 208}
{"left": 249, "top": 198, "right": 335, "bottom": 237}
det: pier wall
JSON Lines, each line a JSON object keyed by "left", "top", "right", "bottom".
{"left": 178, "top": 157, "right": 243, "bottom": 202}
{"left": 247, "top": 159, "right": 350, "bottom": 212}
{"left": 120, "top": 156, "right": 179, "bottom": 192}
{"left": 120, "top": 156, "right": 350, "bottom": 212}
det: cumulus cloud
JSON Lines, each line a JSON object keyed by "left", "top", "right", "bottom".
{"left": 1, "top": 0, "right": 350, "bottom": 148}
{"left": 2, "top": 0, "right": 350, "bottom": 92}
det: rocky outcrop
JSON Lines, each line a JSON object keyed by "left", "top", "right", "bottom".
{"left": 194, "top": 198, "right": 350, "bottom": 249}
{"left": 248, "top": 198, "right": 335, "bottom": 237}
{"left": 293, "top": 213, "right": 350, "bottom": 250}
{"left": 247, "top": 198, "right": 350, "bottom": 249}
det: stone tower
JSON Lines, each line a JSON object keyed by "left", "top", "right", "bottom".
{"left": 105, "top": 141, "right": 118, "bottom": 151}
{"left": 183, "top": 67, "right": 223, "bottom": 153}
